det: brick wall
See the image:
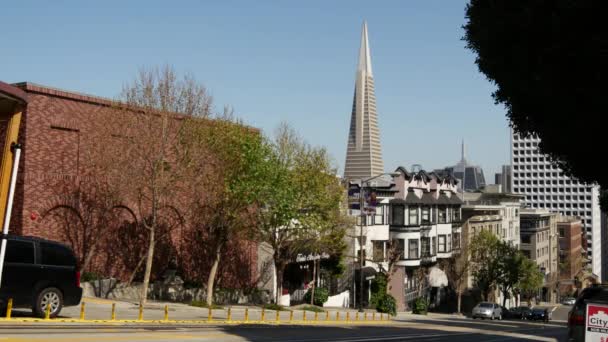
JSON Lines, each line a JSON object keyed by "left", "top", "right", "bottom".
{"left": 1, "top": 83, "right": 258, "bottom": 288}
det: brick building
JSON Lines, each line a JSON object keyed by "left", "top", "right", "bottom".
{"left": 0, "top": 82, "right": 258, "bottom": 288}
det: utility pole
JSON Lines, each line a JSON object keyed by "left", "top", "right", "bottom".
{"left": 359, "top": 180, "right": 365, "bottom": 313}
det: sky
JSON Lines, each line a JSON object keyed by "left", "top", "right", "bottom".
{"left": 1, "top": 0, "right": 510, "bottom": 178}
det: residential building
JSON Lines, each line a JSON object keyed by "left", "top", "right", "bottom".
{"left": 462, "top": 189, "right": 523, "bottom": 248}
{"left": 520, "top": 209, "right": 559, "bottom": 302}
{"left": 511, "top": 132, "right": 603, "bottom": 281}
{"left": 441, "top": 141, "right": 486, "bottom": 191}
{"left": 460, "top": 190, "right": 523, "bottom": 306}
{"left": 343, "top": 22, "right": 384, "bottom": 180}
{"left": 387, "top": 167, "right": 462, "bottom": 311}
{"left": 557, "top": 216, "right": 583, "bottom": 296}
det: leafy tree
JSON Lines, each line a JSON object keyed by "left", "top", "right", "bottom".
{"left": 255, "top": 123, "right": 348, "bottom": 304}
{"left": 469, "top": 230, "right": 502, "bottom": 301}
{"left": 463, "top": 0, "right": 607, "bottom": 208}
{"left": 181, "top": 111, "right": 270, "bottom": 305}
{"left": 516, "top": 257, "right": 544, "bottom": 306}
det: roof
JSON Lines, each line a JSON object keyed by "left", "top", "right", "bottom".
{"left": 0, "top": 81, "right": 28, "bottom": 104}
{"left": 14, "top": 82, "right": 115, "bottom": 107}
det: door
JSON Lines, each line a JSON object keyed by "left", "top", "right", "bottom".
{"left": 1, "top": 239, "right": 38, "bottom": 305}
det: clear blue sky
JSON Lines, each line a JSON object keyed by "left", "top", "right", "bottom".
{"left": 2, "top": 0, "right": 509, "bottom": 178}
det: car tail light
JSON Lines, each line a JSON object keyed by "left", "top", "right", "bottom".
{"left": 569, "top": 312, "right": 585, "bottom": 326}
{"left": 76, "top": 271, "right": 81, "bottom": 288}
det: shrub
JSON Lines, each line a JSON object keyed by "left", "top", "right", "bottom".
{"left": 81, "top": 272, "right": 100, "bottom": 283}
{"left": 263, "top": 304, "right": 289, "bottom": 311}
{"left": 303, "top": 287, "right": 329, "bottom": 306}
{"left": 412, "top": 297, "right": 428, "bottom": 315}
{"left": 300, "top": 305, "right": 325, "bottom": 313}
{"left": 370, "top": 273, "right": 388, "bottom": 308}
{"left": 375, "top": 294, "right": 397, "bottom": 316}
{"left": 190, "top": 300, "right": 223, "bottom": 309}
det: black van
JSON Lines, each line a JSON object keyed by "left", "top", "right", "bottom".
{"left": 0, "top": 235, "right": 82, "bottom": 317}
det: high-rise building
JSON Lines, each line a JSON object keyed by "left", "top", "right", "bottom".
{"left": 343, "top": 22, "right": 384, "bottom": 180}
{"left": 442, "top": 141, "right": 486, "bottom": 191}
{"left": 511, "top": 132, "right": 603, "bottom": 281}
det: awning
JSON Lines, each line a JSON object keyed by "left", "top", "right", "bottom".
{"left": 427, "top": 266, "right": 448, "bottom": 287}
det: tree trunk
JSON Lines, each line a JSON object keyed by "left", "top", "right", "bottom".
{"left": 457, "top": 290, "right": 462, "bottom": 314}
{"left": 140, "top": 227, "right": 155, "bottom": 305}
{"left": 81, "top": 241, "right": 98, "bottom": 274}
{"left": 206, "top": 241, "right": 223, "bottom": 306}
{"left": 502, "top": 290, "right": 508, "bottom": 307}
{"left": 310, "top": 259, "right": 317, "bottom": 305}
{"left": 127, "top": 255, "right": 147, "bottom": 287}
{"left": 274, "top": 259, "right": 285, "bottom": 305}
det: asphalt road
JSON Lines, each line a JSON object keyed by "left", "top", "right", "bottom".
{"left": 0, "top": 316, "right": 568, "bottom": 341}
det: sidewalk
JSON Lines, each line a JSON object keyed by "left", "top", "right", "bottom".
{"left": 2, "top": 297, "right": 392, "bottom": 325}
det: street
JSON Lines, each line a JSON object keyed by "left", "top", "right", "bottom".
{"left": 0, "top": 315, "right": 568, "bottom": 341}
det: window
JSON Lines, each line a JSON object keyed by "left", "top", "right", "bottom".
{"left": 438, "top": 206, "right": 447, "bottom": 223}
{"left": 432, "top": 236, "right": 436, "bottom": 255}
{"left": 40, "top": 243, "right": 75, "bottom": 266}
{"left": 5, "top": 240, "right": 35, "bottom": 264}
{"left": 421, "top": 206, "right": 430, "bottom": 224}
{"left": 452, "top": 206, "right": 461, "bottom": 221}
{"left": 409, "top": 206, "right": 419, "bottom": 225}
{"left": 408, "top": 239, "right": 419, "bottom": 259}
{"left": 453, "top": 233, "right": 461, "bottom": 249}
{"left": 447, "top": 234, "right": 452, "bottom": 251}
{"left": 421, "top": 237, "right": 431, "bottom": 257}
{"left": 559, "top": 228, "right": 565, "bottom": 237}
{"left": 392, "top": 205, "right": 405, "bottom": 226}
{"left": 372, "top": 241, "right": 385, "bottom": 262}
{"left": 393, "top": 239, "right": 406, "bottom": 260}
{"left": 438, "top": 235, "right": 446, "bottom": 253}
{"left": 521, "top": 235, "right": 531, "bottom": 244}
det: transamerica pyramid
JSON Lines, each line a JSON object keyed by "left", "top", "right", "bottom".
{"left": 343, "top": 22, "right": 384, "bottom": 180}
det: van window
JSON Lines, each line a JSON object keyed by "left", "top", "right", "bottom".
{"left": 40, "top": 243, "right": 75, "bottom": 266}
{"left": 5, "top": 240, "right": 35, "bottom": 264}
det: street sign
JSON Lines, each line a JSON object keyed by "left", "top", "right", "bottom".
{"left": 365, "top": 275, "right": 375, "bottom": 281}
{"left": 586, "top": 302, "right": 608, "bottom": 341}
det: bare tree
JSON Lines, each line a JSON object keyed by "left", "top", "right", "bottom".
{"left": 439, "top": 241, "right": 470, "bottom": 314}
{"left": 105, "top": 65, "right": 213, "bottom": 304}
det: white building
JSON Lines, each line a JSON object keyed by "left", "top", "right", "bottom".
{"left": 511, "top": 132, "right": 603, "bottom": 281}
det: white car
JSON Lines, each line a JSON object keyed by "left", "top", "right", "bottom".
{"left": 562, "top": 297, "right": 576, "bottom": 305}
{"left": 472, "top": 302, "right": 502, "bottom": 320}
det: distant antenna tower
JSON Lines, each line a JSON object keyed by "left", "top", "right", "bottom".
{"left": 411, "top": 164, "right": 423, "bottom": 173}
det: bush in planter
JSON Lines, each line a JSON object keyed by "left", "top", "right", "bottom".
{"left": 413, "top": 297, "right": 428, "bottom": 315}
{"left": 375, "top": 294, "right": 397, "bottom": 316}
{"left": 303, "top": 287, "right": 329, "bottom": 306}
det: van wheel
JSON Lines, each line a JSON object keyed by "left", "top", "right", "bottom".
{"left": 33, "top": 287, "right": 63, "bottom": 318}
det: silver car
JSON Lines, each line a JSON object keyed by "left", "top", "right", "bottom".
{"left": 562, "top": 297, "right": 576, "bottom": 305}
{"left": 472, "top": 302, "right": 503, "bottom": 320}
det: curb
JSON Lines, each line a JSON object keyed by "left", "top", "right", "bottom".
{"left": 0, "top": 318, "right": 394, "bottom": 326}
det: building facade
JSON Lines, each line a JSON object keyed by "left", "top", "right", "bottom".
{"left": 387, "top": 167, "right": 462, "bottom": 311}
{"left": 511, "top": 132, "right": 603, "bottom": 281}
{"left": 520, "top": 209, "right": 559, "bottom": 302}
{"left": 557, "top": 216, "right": 583, "bottom": 290}
{"left": 0, "top": 82, "right": 259, "bottom": 287}
{"left": 343, "top": 22, "right": 384, "bottom": 181}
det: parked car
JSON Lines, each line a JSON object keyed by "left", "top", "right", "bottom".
{"left": 562, "top": 297, "right": 576, "bottom": 305}
{"left": 508, "top": 306, "right": 532, "bottom": 319}
{"left": 472, "top": 302, "right": 503, "bottom": 320}
{"left": 568, "top": 285, "right": 608, "bottom": 342}
{"left": 527, "top": 307, "right": 551, "bottom": 321}
{"left": 0, "top": 235, "right": 82, "bottom": 318}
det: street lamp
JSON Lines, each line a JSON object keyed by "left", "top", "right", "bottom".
{"left": 356, "top": 172, "right": 400, "bottom": 312}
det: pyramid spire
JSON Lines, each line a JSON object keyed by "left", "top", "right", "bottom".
{"left": 358, "top": 21, "right": 373, "bottom": 75}
{"left": 461, "top": 139, "right": 466, "bottom": 161}
{"left": 344, "top": 22, "right": 384, "bottom": 180}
